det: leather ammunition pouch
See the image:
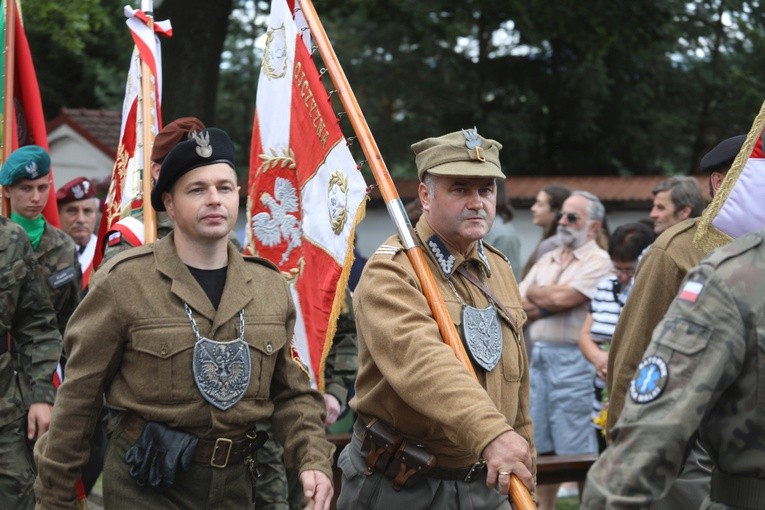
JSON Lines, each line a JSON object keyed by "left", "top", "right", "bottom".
{"left": 358, "top": 418, "right": 435, "bottom": 490}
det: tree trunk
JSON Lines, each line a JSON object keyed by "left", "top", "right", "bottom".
{"left": 155, "top": 0, "right": 233, "bottom": 125}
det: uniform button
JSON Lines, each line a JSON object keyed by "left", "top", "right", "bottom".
{"left": 266, "top": 344, "right": 273, "bottom": 354}
{"left": 160, "top": 344, "right": 169, "bottom": 356}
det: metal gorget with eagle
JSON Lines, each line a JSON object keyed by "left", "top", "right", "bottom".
{"left": 446, "top": 276, "right": 502, "bottom": 372}
{"left": 185, "top": 303, "right": 250, "bottom": 411}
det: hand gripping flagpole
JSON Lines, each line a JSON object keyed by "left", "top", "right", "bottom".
{"left": 299, "top": 1, "right": 534, "bottom": 507}
{"left": 139, "top": 0, "right": 157, "bottom": 242}
{"left": 1, "top": 0, "right": 15, "bottom": 216}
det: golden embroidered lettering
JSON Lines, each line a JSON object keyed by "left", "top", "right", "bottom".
{"left": 294, "top": 62, "right": 329, "bottom": 149}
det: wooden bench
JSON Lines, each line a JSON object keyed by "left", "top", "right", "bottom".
{"left": 326, "top": 434, "right": 597, "bottom": 507}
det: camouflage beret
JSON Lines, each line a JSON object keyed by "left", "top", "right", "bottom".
{"left": 56, "top": 176, "right": 96, "bottom": 205}
{"left": 411, "top": 127, "right": 505, "bottom": 181}
{"left": 700, "top": 134, "right": 745, "bottom": 174}
{"left": 151, "top": 116, "right": 206, "bottom": 163}
{"left": 151, "top": 128, "right": 235, "bottom": 211}
{"left": 0, "top": 145, "right": 51, "bottom": 186}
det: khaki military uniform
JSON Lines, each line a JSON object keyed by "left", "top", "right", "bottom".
{"left": 0, "top": 217, "right": 61, "bottom": 510}
{"left": 607, "top": 218, "right": 711, "bottom": 430}
{"left": 33, "top": 225, "right": 81, "bottom": 335}
{"left": 583, "top": 228, "right": 765, "bottom": 509}
{"left": 337, "top": 219, "right": 535, "bottom": 509}
{"left": 34, "top": 233, "right": 333, "bottom": 508}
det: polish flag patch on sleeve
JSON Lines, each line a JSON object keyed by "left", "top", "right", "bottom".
{"left": 679, "top": 281, "right": 704, "bottom": 303}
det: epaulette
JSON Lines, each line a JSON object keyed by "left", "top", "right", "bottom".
{"left": 242, "top": 254, "right": 280, "bottom": 272}
{"left": 371, "top": 243, "right": 403, "bottom": 259}
{"left": 104, "top": 243, "right": 155, "bottom": 273}
{"left": 703, "top": 231, "right": 763, "bottom": 269}
{"left": 482, "top": 242, "right": 512, "bottom": 267}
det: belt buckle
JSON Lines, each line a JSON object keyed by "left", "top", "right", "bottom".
{"left": 211, "top": 438, "right": 233, "bottom": 468}
{"left": 463, "top": 459, "right": 486, "bottom": 482}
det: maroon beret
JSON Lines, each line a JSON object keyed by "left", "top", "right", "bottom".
{"left": 151, "top": 117, "right": 206, "bottom": 163}
{"left": 56, "top": 176, "right": 96, "bottom": 205}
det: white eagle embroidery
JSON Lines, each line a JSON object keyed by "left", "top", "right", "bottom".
{"left": 252, "top": 177, "right": 302, "bottom": 264}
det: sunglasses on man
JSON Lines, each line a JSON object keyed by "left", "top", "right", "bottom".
{"left": 556, "top": 211, "right": 582, "bottom": 224}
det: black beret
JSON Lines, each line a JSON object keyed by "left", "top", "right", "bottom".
{"left": 151, "top": 128, "right": 235, "bottom": 211}
{"left": 700, "top": 134, "right": 745, "bottom": 174}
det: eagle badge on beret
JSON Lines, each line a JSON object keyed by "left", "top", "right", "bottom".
{"left": 193, "top": 131, "right": 213, "bottom": 158}
{"left": 25, "top": 162, "right": 39, "bottom": 178}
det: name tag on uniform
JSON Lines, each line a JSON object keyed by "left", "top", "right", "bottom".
{"left": 48, "top": 266, "right": 77, "bottom": 289}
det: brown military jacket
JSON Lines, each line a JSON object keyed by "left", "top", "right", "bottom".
{"left": 351, "top": 218, "right": 536, "bottom": 472}
{"left": 607, "top": 219, "right": 714, "bottom": 432}
{"left": 35, "top": 233, "right": 333, "bottom": 506}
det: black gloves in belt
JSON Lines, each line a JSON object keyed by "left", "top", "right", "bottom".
{"left": 124, "top": 421, "right": 198, "bottom": 490}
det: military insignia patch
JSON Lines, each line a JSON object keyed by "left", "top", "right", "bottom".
{"left": 289, "top": 335, "right": 310, "bottom": 378}
{"left": 426, "top": 235, "right": 456, "bottom": 276}
{"left": 629, "top": 355, "right": 669, "bottom": 404}
{"left": 107, "top": 231, "right": 122, "bottom": 247}
{"left": 193, "top": 131, "right": 213, "bottom": 158}
{"left": 678, "top": 281, "right": 704, "bottom": 303}
{"left": 24, "top": 161, "right": 39, "bottom": 179}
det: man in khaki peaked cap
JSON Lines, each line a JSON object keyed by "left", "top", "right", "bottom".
{"left": 337, "top": 128, "right": 535, "bottom": 509}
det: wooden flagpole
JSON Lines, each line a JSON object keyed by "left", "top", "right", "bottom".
{"left": 139, "top": 0, "right": 157, "bottom": 242}
{"left": 1, "top": 0, "right": 15, "bottom": 216}
{"left": 299, "top": 1, "right": 534, "bottom": 507}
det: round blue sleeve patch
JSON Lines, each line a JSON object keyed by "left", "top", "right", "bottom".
{"left": 629, "top": 355, "right": 669, "bottom": 404}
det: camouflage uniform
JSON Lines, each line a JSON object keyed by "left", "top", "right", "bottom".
{"left": 33, "top": 225, "right": 81, "bottom": 336}
{"left": 582, "top": 229, "right": 765, "bottom": 509}
{"left": 0, "top": 217, "right": 62, "bottom": 510}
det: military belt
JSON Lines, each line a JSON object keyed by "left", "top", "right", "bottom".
{"left": 121, "top": 412, "right": 256, "bottom": 468}
{"left": 711, "top": 468, "right": 765, "bottom": 509}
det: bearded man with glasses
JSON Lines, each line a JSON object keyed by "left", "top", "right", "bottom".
{"left": 519, "top": 190, "right": 613, "bottom": 510}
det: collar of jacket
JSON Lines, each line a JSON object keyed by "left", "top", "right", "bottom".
{"left": 153, "top": 233, "right": 254, "bottom": 334}
{"left": 415, "top": 218, "right": 492, "bottom": 279}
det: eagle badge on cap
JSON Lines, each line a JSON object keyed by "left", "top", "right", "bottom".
{"left": 24, "top": 162, "right": 39, "bottom": 178}
{"left": 193, "top": 131, "right": 213, "bottom": 158}
{"left": 462, "top": 127, "right": 485, "bottom": 162}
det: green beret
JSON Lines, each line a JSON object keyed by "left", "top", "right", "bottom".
{"left": 0, "top": 145, "right": 51, "bottom": 186}
{"left": 411, "top": 127, "right": 504, "bottom": 181}
{"left": 151, "top": 127, "right": 235, "bottom": 211}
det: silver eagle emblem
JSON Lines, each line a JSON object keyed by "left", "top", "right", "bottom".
{"left": 252, "top": 177, "right": 302, "bottom": 264}
{"left": 193, "top": 131, "right": 213, "bottom": 158}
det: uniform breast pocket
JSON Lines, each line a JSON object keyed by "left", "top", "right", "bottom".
{"left": 245, "top": 318, "right": 287, "bottom": 399}
{"left": 129, "top": 321, "right": 195, "bottom": 403}
{"left": 501, "top": 327, "right": 523, "bottom": 382}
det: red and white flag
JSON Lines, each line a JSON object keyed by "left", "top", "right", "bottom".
{"left": 711, "top": 127, "right": 765, "bottom": 238}
{"left": 246, "top": 0, "right": 367, "bottom": 390}
{"left": 93, "top": 6, "right": 171, "bottom": 269}
{"left": 2, "top": 2, "right": 59, "bottom": 225}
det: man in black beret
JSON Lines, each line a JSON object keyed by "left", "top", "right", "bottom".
{"left": 36, "top": 127, "right": 335, "bottom": 509}
{"left": 606, "top": 133, "right": 746, "bottom": 510}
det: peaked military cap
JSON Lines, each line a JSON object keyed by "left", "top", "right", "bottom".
{"left": 0, "top": 145, "right": 51, "bottom": 186}
{"left": 56, "top": 176, "right": 96, "bottom": 205}
{"left": 151, "top": 117, "right": 206, "bottom": 163}
{"left": 151, "top": 127, "right": 235, "bottom": 211}
{"left": 700, "top": 134, "right": 745, "bottom": 174}
{"left": 411, "top": 127, "right": 505, "bottom": 181}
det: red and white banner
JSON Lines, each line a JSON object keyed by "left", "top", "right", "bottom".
{"left": 246, "top": 0, "right": 367, "bottom": 390}
{"left": 712, "top": 127, "right": 765, "bottom": 238}
{"left": 93, "top": 7, "right": 171, "bottom": 269}
{"left": 2, "top": 3, "right": 59, "bottom": 225}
